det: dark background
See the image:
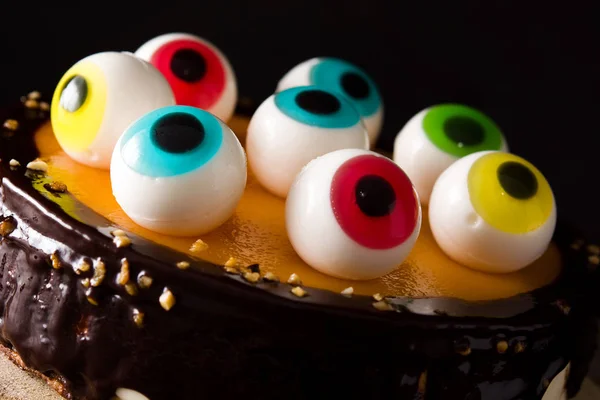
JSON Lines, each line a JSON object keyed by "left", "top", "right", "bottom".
{"left": 1, "top": 2, "right": 599, "bottom": 239}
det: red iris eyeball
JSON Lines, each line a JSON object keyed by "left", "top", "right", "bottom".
{"left": 286, "top": 149, "right": 422, "bottom": 280}
{"left": 135, "top": 33, "right": 237, "bottom": 122}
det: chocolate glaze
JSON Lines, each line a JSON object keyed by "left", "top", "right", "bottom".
{"left": 0, "top": 97, "right": 597, "bottom": 399}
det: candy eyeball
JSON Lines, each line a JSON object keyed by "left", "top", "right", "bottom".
{"left": 51, "top": 52, "right": 175, "bottom": 169}
{"left": 393, "top": 104, "right": 508, "bottom": 205}
{"left": 429, "top": 151, "right": 556, "bottom": 273}
{"left": 135, "top": 33, "right": 237, "bottom": 122}
{"left": 286, "top": 149, "right": 422, "bottom": 280}
{"left": 110, "top": 105, "right": 247, "bottom": 236}
{"left": 276, "top": 57, "right": 383, "bottom": 147}
{"left": 246, "top": 86, "right": 369, "bottom": 198}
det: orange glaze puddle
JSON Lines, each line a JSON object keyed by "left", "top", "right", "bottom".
{"left": 33, "top": 117, "right": 562, "bottom": 301}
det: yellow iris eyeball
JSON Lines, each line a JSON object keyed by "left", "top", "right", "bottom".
{"left": 50, "top": 51, "right": 175, "bottom": 169}
{"left": 429, "top": 150, "right": 556, "bottom": 273}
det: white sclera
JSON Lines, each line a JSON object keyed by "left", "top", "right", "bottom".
{"left": 135, "top": 32, "right": 238, "bottom": 122}
{"left": 56, "top": 52, "right": 175, "bottom": 169}
{"left": 276, "top": 57, "right": 383, "bottom": 147}
{"left": 428, "top": 151, "right": 556, "bottom": 273}
{"left": 393, "top": 108, "right": 509, "bottom": 205}
{"left": 286, "top": 148, "right": 422, "bottom": 280}
{"left": 110, "top": 116, "right": 247, "bottom": 236}
{"left": 246, "top": 94, "right": 369, "bottom": 198}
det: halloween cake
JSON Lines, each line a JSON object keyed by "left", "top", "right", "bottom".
{"left": 0, "top": 32, "right": 598, "bottom": 400}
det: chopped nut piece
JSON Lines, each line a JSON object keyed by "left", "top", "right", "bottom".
{"left": 287, "top": 273, "right": 302, "bottom": 285}
{"left": 496, "top": 340, "right": 508, "bottom": 354}
{"left": 90, "top": 259, "right": 106, "bottom": 287}
{"left": 291, "top": 286, "right": 308, "bottom": 297}
{"left": 44, "top": 181, "right": 68, "bottom": 193}
{"left": 224, "top": 257, "right": 238, "bottom": 268}
{"left": 9, "top": 159, "right": 20, "bottom": 167}
{"left": 3, "top": 119, "right": 18, "bottom": 131}
{"left": 117, "top": 258, "right": 130, "bottom": 285}
{"left": 224, "top": 266, "right": 239, "bottom": 274}
{"left": 243, "top": 271, "right": 260, "bottom": 283}
{"left": 27, "top": 91, "right": 41, "bottom": 100}
{"left": 137, "top": 273, "right": 153, "bottom": 289}
{"left": 373, "top": 293, "right": 383, "bottom": 302}
{"left": 159, "top": 288, "right": 176, "bottom": 311}
{"left": 586, "top": 244, "right": 600, "bottom": 255}
{"left": 87, "top": 296, "right": 98, "bottom": 306}
{"left": 456, "top": 346, "right": 471, "bottom": 356}
{"left": 514, "top": 341, "right": 526, "bottom": 353}
{"left": 26, "top": 159, "right": 48, "bottom": 172}
{"left": 189, "top": 239, "right": 208, "bottom": 252}
{"left": 24, "top": 99, "right": 39, "bottom": 109}
{"left": 589, "top": 254, "right": 600, "bottom": 265}
{"left": 263, "top": 272, "right": 279, "bottom": 282}
{"left": 81, "top": 278, "right": 90, "bottom": 288}
{"left": 111, "top": 229, "right": 127, "bottom": 237}
{"left": 39, "top": 102, "right": 50, "bottom": 111}
{"left": 372, "top": 300, "right": 394, "bottom": 311}
{"left": 50, "top": 252, "right": 61, "bottom": 269}
{"left": 341, "top": 287, "right": 354, "bottom": 296}
{"left": 133, "top": 309, "right": 144, "bottom": 328}
{"left": 124, "top": 282, "right": 138, "bottom": 296}
{"left": 0, "top": 217, "right": 16, "bottom": 237}
{"left": 176, "top": 261, "right": 190, "bottom": 270}
{"left": 418, "top": 370, "right": 427, "bottom": 394}
{"left": 113, "top": 235, "right": 132, "bottom": 248}
{"left": 74, "top": 260, "right": 91, "bottom": 275}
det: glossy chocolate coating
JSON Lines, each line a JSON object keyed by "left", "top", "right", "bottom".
{"left": 0, "top": 98, "right": 597, "bottom": 399}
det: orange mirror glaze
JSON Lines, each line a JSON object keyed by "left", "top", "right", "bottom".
{"left": 33, "top": 116, "right": 561, "bottom": 301}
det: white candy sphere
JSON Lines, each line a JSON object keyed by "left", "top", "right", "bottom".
{"left": 135, "top": 32, "right": 237, "bottom": 122}
{"left": 111, "top": 105, "right": 247, "bottom": 236}
{"left": 247, "top": 86, "right": 369, "bottom": 198}
{"left": 286, "top": 149, "right": 421, "bottom": 280}
{"left": 393, "top": 104, "right": 508, "bottom": 205}
{"left": 51, "top": 52, "right": 175, "bottom": 169}
{"left": 276, "top": 57, "right": 383, "bottom": 147}
{"left": 429, "top": 151, "right": 556, "bottom": 273}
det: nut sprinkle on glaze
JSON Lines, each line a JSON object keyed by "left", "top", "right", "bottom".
{"left": 113, "top": 235, "right": 132, "bottom": 248}
{"left": 0, "top": 217, "right": 16, "bottom": 237}
{"left": 26, "top": 159, "right": 48, "bottom": 172}
{"left": 137, "top": 272, "right": 153, "bottom": 289}
{"left": 291, "top": 286, "right": 308, "bottom": 298}
{"left": 160, "top": 288, "right": 176, "bottom": 311}
{"left": 341, "top": 287, "right": 354, "bottom": 296}
{"left": 372, "top": 300, "right": 394, "bottom": 311}
{"left": 91, "top": 259, "right": 106, "bottom": 287}
{"left": 176, "top": 261, "right": 190, "bottom": 270}
{"left": 50, "top": 252, "right": 62, "bottom": 269}
{"left": 243, "top": 271, "right": 261, "bottom": 283}
{"left": 263, "top": 272, "right": 279, "bottom": 282}
{"left": 287, "top": 273, "right": 302, "bottom": 286}
{"left": 3, "top": 119, "right": 18, "bottom": 131}
{"left": 74, "top": 259, "right": 91, "bottom": 275}
{"left": 133, "top": 309, "right": 144, "bottom": 328}
{"left": 117, "top": 258, "right": 130, "bottom": 285}
{"left": 9, "top": 159, "right": 20, "bottom": 167}
{"left": 190, "top": 239, "right": 209, "bottom": 253}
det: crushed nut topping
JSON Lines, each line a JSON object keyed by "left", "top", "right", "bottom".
{"left": 243, "top": 271, "right": 260, "bottom": 283}
{"left": 159, "top": 288, "right": 176, "bottom": 311}
{"left": 291, "top": 286, "right": 308, "bottom": 297}
{"left": 113, "top": 235, "right": 132, "bottom": 248}
{"left": 81, "top": 278, "right": 90, "bottom": 288}
{"left": 224, "top": 257, "right": 238, "bottom": 268}
{"left": 9, "top": 159, "right": 20, "bottom": 167}
{"left": 74, "top": 259, "right": 91, "bottom": 275}
{"left": 39, "top": 102, "right": 50, "bottom": 111}
{"left": 3, "top": 119, "right": 18, "bottom": 131}
{"left": 589, "top": 254, "right": 600, "bottom": 265}
{"left": 24, "top": 99, "right": 39, "bottom": 109}
{"left": 287, "top": 273, "right": 302, "bottom": 286}
{"left": 224, "top": 266, "right": 239, "bottom": 274}
{"left": 496, "top": 340, "right": 508, "bottom": 354}
{"left": 176, "top": 261, "right": 190, "bottom": 270}
{"left": 27, "top": 91, "right": 41, "bottom": 100}
{"left": 50, "top": 252, "right": 61, "bottom": 269}
{"left": 137, "top": 272, "right": 153, "bottom": 289}
{"left": 117, "top": 258, "right": 130, "bottom": 285}
{"left": 133, "top": 309, "right": 144, "bottom": 328}
{"left": 124, "top": 282, "right": 138, "bottom": 296}
{"left": 44, "top": 181, "right": 68, "bottom": 193}
{"left": 514, "top": 341, "right": 526, "bottom": 353}
{"left": 372, "top": 300, "right": 394, "bottom": 311}
{"left": 341, "top": 287, "right": 354, "bottom": 296}
{"left": 586, "top": 244, "right": 600, "bottom": 255}
{"left": 111, "top": 229, "right": 127, "bottom": 237}
{"left": 0, "top": 217, "right": 16, "bottom": 237}
{"left": 189, "top": 239, "right": 208, "bottom": 253}
{"left": 90, "top": 259, "right": 106, "bottom": 287}
{"left": 26, "top": 159, "right": 48, "bottom": 172}
{"left": 263, "top": 272, "right": 279, "bottom": 282}
{"left": 372, "top": 293, "right": 383, "bottom": 302}
{"left": 87, "top": 295, "right": 98, "bottom": 306}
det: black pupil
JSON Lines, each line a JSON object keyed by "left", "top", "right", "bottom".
{"left": 355, "top": 175, "right": 396, "bottom": 217}
{"left": 497, "top": 161, "right": 538, "bottom": 200}
{"left": 151, "top": 112, "right": 205, "bottom": 154}
{"left": 295, "top": 90, "right": 340, "bottom": 115}
{"left": 443, "top": 116, "right": 485, "bottom": 147}
{"left": 170, "top": 49, "right": 207, "bottom": 82}
{"left": 341, "top": 72, "right": 370, "bottom": 99}
{"left": 60, "top": 75, "right": 87, "bottom": 113}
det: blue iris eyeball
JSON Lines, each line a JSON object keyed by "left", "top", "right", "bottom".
{"left": 246, "top": 86, "right": 369, "bottom": 198}
{"left": 276, "top": 57, "right": 383, "bottom": 147}
{"left": 110, "top": 105, "right": 247, "bottom": 236}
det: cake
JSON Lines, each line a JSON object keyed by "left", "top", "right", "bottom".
{"left": 0, "top": 33, "right": 598, "bottom": 400}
